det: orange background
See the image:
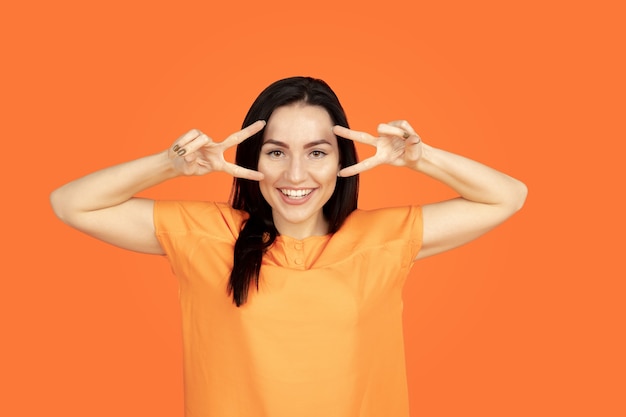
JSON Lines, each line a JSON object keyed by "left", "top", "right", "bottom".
{"left": 1, "top": 0, "right": 624, "bottom": 416}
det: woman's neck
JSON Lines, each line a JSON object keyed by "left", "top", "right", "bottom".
{"left": 273, "top": 215, "right": 330, "bottom": 240}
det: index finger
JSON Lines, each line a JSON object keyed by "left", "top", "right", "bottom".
{"left": 338, "top": 157, "right": 381, "bottom": 177}
{"left": 222, "top": 120, "right": 266, "bottom": 149}
{"left": 332, "top": 125, "right": 377, "bottom": 146}
{"left": 223, "top": 161, "right": 265, "bottom": 181}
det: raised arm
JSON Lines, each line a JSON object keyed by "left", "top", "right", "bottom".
{"left": 50, "top": 122, "right": 266, "bottom": 254}
{"left": 333, "top": 121, "right": 527, "bottom": 259}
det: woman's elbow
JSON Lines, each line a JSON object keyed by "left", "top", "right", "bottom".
{"left": 508, "top": 178, "right": 528, "bottom": 213}
{"left": 50, "top": 187, "right": 73, "bottom": 224}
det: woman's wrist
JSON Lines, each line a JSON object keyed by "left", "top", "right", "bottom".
{"left": 156, "top": 149, "right": 182, "bottom": 181}
{"left": 411, "top": 143, "right": 434, "bottom": 173}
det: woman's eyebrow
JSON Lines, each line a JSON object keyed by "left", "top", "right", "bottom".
{"left": 303, "top": 139, "right": 333, "bottom": 149}
{"left": 262, "top": 139, "right": 288, "bottom": 148}
{"left": 262, "top": 139, "right": 333, "bottom": 148}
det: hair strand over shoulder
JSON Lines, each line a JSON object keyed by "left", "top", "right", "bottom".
{"left": 227, "top": 76, "right": 359, "bottom": 306}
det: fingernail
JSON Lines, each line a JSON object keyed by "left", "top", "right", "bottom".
{"left": 173, "top": 145, "right": 180, "bottom": 152}
{"left": 177, "top": 148, "right": 186, "bottom": 156}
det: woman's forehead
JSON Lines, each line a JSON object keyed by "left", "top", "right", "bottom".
{"left": 264, "top": 104, "right": 335, "bottom": 141}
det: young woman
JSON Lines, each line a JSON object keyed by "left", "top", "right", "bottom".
{"left": 50, "top": 76, "right": 527, "bottom": 417}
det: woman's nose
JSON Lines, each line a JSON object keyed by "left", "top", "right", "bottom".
{"left": 284, "top": 157, "right": 306, "bottom": 183}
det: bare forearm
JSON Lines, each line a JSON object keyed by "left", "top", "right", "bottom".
{"left": 50, "top": 150, "right": 177, "bottom": 220}
{"left": 414, "top": 144, "right": 527, "bottom": 210}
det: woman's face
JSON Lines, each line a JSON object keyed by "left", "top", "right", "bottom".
{"left": 258, "top": 103, "right": 340, "bottom": 239}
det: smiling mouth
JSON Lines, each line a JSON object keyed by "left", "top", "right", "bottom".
{"left": 280, "top": 189, "right": 313, "bottom": 199}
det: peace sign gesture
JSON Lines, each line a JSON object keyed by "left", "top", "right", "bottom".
{"left": 333, "top": 120, "right": 423, "bottom": 177}
{"left": 168, "top": 120, "right": 266, "bottom": 180}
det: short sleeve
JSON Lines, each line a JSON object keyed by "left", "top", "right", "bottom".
{"left": 338, "top": 205, "right": 422, "bottom": 261}
{"left": 153, "top": 201, "right": 247, "bottom": 279}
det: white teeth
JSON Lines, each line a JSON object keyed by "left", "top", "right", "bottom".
{"left": 280, "top": 189, "right": 312, "bottom": 198}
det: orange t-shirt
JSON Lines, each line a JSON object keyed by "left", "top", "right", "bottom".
{"left": 154, "top": 201, "right": 423, "bottom": 417}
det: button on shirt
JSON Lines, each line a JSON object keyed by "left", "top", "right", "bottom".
{"left": 154, "top": 201, "right": 423, "bottom": 417}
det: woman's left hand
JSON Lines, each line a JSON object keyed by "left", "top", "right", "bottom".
{"left": 333, "top": 120, "right": 423, "bottom": 177}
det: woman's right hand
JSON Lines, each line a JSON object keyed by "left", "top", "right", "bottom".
{"left": 168, "top": 120, "right": 266, "bottom": 180}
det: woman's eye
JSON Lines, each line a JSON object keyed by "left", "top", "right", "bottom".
{"left": 310, "top": 150, "right": 326, "bottom": 158}
{"left": 267, "top": 150, "right": 284, "bottom": 158}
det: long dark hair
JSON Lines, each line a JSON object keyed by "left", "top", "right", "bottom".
{"left": 228, "top": 76, "right": 359, "bottom": 306}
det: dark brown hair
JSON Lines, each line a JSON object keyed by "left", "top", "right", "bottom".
{"left": 228, "top": 76, "right": 359, "bottom": 306}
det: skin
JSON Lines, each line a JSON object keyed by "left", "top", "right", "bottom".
{"left": 258, "top": 104, "right": 340, "bottom": 240}
{"left": 333, "top": 120, "right": 527, "bottom": 259}
{"left": 50, "top": 106, "right": 527, "bottom": 260}
{"left": 49, "top": 121, "right": 266, "bottom": 255}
